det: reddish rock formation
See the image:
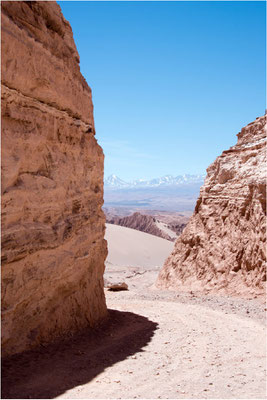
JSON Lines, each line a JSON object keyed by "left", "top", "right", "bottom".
{"left": 1, "top": 1, "right": 107, "bottom": 357}
{"left": 157, "top": 115, "right": 266, "bottom": 295}
{"left": 107, "top": 212, "right": 175, "bottom": 241}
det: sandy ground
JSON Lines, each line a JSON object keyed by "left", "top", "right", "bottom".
{"left": 105, "top": 223, "right": 174, "bottom": 267}
{"left": 2, "top": 227, "right": 266, "bottom": 399}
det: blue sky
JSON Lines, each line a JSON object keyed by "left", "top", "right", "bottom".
{"left": 59, "top": 1, "right": 266, "bottom": 181}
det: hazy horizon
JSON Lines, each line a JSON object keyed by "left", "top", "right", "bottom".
{"left": 59, "top": 1, "right": 266, "bottom": 181}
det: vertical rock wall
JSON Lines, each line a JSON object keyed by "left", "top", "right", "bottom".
{"left": 157, "top": 115, "right": 266, "bottom": 295}
{"left": 1, "top": 1, "right": 107, "bottom": 357}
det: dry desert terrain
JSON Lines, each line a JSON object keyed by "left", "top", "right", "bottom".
{"left": 2, "top": 225, "right": 266, "bottom": 399}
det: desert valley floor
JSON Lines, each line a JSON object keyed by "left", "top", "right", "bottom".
{"left": 2, "top": 225, "right": 266, "bottom": 399}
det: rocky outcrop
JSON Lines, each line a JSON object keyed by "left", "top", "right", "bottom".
{"left": 107, "top": 212, "right": 174, "bottom": 241}
{"left": 165, "top": 222, "right": 187, "bottom": 236}
{"left": 1, "top": 1, "right": 107, "bottom": 357}
{"left": 157, "top": 115, "right": 266, "bottom": 295}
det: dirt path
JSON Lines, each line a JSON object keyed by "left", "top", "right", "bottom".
{"left": 2, "top": 268, "right": 266, "bottom": 399}
{"left": 58, "top": 290, "right": 266, "bottom": 399}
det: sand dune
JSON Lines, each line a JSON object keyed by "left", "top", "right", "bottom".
{"left": 105, "top": 223, "right": 174, "bottom": 268}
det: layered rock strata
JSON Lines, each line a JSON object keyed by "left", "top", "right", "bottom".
{"left": 157, "top": 115, "right": 266, "bottom": 295}
{"left": 1, "top": 1, "right": 107, "bottom": 357}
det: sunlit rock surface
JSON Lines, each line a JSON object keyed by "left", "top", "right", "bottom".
{"left": 1, "top": 1, "right": 107, "bottom": 357}
{"left": 157, "top": 115, "right": 266, "bottom": 295}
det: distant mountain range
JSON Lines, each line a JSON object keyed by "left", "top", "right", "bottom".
{"left": 104, "top": 174, "right": 205, "bottom": 189}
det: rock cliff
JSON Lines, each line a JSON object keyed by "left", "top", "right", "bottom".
{"left": 157, "top": 115, "right": 266, "bottom": 295}
{"left": 1, "top": 1, "right": 107, "bottom": 357}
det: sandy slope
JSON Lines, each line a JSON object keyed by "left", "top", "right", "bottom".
{"left": 155, "top": 220, "right": 178, "bottom": 240}
{"left": 2, "top": 227, "right": 266, "bottom": 399}
{"left": 105, "top": 223, "right": 174, "bottom": 268}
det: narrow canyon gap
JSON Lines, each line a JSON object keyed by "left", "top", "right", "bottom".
{"left": 1, "top": 1, "right": 107, "bottom": 357}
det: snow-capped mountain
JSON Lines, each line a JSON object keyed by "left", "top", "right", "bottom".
{"left": 104, "top": 174, "right": 130, "bottom": 188}
{"left": 104, "top": 174, "right": 205, "bottom": 189}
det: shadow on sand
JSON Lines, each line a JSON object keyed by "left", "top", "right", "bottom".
{"left": 1, "top": 309, "right": 158, "bottom": 399}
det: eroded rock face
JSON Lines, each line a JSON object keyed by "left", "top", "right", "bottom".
{"left": 157, "top": 115, "right": 266, "bottom": 295}
{"left": 1, "top": 1, "right": 107, "bottom": 357}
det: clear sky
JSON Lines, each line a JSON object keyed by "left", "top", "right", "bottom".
{"left": 59, "top": 1, "right": 266, "bottom": 181}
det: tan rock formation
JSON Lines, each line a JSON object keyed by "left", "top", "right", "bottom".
{"left": 1, "top": 1, "right": 107, "bottom": 357}
{"left": 157, "top": 115, "right": 266, "bottom": 295}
